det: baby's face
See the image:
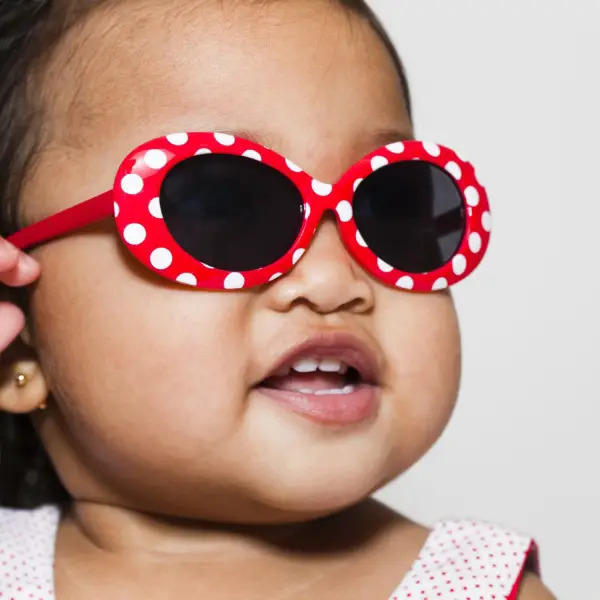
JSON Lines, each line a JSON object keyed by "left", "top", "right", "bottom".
{"left": 23, "top": 0, "right": 460, "bottom": 522}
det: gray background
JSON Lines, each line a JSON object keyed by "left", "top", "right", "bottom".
{"left": 369, "top": 1, "right": 599, "bottom": 598}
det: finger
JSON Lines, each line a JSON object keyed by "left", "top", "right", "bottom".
{"left": 0, "top": 240, "right": 40, "bottom": 287}
{"left": 0, "top": 302, "right": 26, "bottom": 354}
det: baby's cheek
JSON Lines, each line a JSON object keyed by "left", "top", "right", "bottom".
{"left": 377, "top": 292, "right": 461, "bottom": 464}
{"left": 30, "top": 238, "right": 253, "bottom": 476}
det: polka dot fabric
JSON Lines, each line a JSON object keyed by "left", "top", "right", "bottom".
{"left": 0, "top": 505, "right": 60, "bottom": 599}
{"left": 0, "top": 508, "right": 539, "bottom": 599}
{"left": 387, "top": 520, "right": 540, "bottom": 600}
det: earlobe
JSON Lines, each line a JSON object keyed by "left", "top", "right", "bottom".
{"left": 0, "top": 360, "right": 50, "bottom": 415}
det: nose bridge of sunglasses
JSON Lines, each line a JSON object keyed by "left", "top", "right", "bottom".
{"left": 305, "top": 177, "right": 349, "bottom": 217}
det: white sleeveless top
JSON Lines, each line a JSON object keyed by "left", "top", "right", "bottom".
{"left": 0, "top": 505, "right": 540, "bottom": 599}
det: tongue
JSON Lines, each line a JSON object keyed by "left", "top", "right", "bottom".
{"left": 262, "top": 372, "right": 347, "bottom": 392}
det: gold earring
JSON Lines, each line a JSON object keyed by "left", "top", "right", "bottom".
{"left": 15, "top": 372, "right": 29, "bottom": 388}
{"left": 14, "top": 372, "right": 47, "bottom": 411}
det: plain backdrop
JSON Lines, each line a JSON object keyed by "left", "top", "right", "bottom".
{"left": 369, "top": 2, "right": 599, "bottom": 598}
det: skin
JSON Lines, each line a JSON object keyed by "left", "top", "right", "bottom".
{"left": 0, "top": 0, "right": 555, "bottom": 597}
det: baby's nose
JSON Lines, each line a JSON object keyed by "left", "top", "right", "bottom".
{"left": 271, "top": 212, "right": 374, "bottom": 314}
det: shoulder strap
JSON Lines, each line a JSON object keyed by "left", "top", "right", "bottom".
{"left": 388, "top": 519, "right": 540, "bottom": 600}
{"left": 0, "top": 504, "right": 61, "bottom": 598}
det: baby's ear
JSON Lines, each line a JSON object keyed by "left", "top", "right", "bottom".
{"left": 0, "top": 330, "right": 49, "bottom": 414}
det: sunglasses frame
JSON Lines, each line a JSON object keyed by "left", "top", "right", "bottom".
{"left": 8, "top": 131, "right": 491, "bottom": 292}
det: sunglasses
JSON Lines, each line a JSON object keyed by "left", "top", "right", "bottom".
{"left": 8, "top": 132, "right": 491, "bottom": 292}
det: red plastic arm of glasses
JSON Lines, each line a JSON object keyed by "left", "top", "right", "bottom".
{"left": 6, "top": 190, "right": 114, "bottom": 251}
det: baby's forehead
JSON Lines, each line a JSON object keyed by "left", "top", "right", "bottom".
{"left": 41, "top": 0, "right": 409, "bottom": 163}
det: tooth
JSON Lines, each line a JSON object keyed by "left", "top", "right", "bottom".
{"left": 299, "top": 389, "right": 314, "bottom": 394}
{"left": 315, "top": 389, "right": 338, "bottom": 396}
{"left": 318, "top": 359, "right": 343, "bottom": 373}
{"left": 342, "top": 385, "right": 356, "bottom": 394}
{"left": 292, "top": 358, "right": 319, "bottom": 373}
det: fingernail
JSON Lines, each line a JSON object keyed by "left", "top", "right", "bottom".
{"left": 19, "top": 253, "right": 38, "bottom": 270}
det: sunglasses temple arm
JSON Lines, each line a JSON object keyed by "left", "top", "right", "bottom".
{"left": 6, "top": 190, "right": 114, "bottom": 251}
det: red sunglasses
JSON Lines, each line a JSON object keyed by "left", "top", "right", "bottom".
{"left": 8, "top": 132, "right": 491, "bottom": 292}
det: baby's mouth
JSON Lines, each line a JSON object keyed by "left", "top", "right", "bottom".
{"left": 255, "top": 356, "right": 379, "bottom": 425}
{"left": 260, "top": 359, "right": 363, "bottom": 396}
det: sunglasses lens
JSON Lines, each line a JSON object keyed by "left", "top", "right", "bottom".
{"left": 353, "top": 161, "right": 466, "bottom": 273}
{"left": 160, "top": 154, "right": 304, "bottom": 272}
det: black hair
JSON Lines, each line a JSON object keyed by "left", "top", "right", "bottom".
{"left": 0, "top": 0, "right": 412, "bottom": 508}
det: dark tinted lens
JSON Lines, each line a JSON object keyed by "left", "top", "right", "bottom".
{"left": 160, "top": 154, "right": 304, "bottom": 271}
{"left": 353, "top": 161, "right": 466, "bottom": 273}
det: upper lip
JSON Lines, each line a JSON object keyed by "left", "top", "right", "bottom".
{"left": 256, "top": 331, "right": 382, "bottom": 386}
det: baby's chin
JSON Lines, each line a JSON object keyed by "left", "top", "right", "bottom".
{"left": 194, "top": 486, "right": 381, "bottom": 527}
{"left": 125, "top": 456, "right": 395, "bottom": 526}
{"left": 211, "top": 459, "right": 395, "bottom": 525}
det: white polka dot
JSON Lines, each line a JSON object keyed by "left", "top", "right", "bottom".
{"left": 113, "top": 202, "right": 120, "bottom": 217}
{"left": 224, "top": 272, "right": 245, "bottom": 289}
{"left": 269, "top": 272, "right": 283, "bottom": 282}
{"left": 336, "top": 200, "right": 353, "bottom": 222}
{"left": 432, "top": 277, "right": 448, "bottom": 291}
{"left": 148, "top": 197, "right": 163, "bottom": 219}
{"left": 465, "top": 186, "right": 480, "bottom": 206}
{"left": 371, "top": 156, "right": 389, "bottom": 171}
{"left": 396, "top": 276, "right": 414, "bottom": 290}
{"left": 214, "top": 132, "right": 235, "bottom": 146}
{"left": 176, "top": 273, "right": 197, "bottom": 286}
{"left": 353, "top": 178, "right": 364, "bottom": 192}
{"left": 150, "top": 248, "right": 173, "bottom": 270}
{"left": 195, "top": 148, "right": 212, "bottom": 156}
{"left": 285, "top": 158, "right": 303, "bottom": 173}
{"left": 423, "top": 142, "right": 441, "bottom": 157}
{"left": 304, "top": 203, "right": 311, "bottom": 220}
{"left": 166, "top": 133, "right": 188, "bottom": 146}
{"left": 356, "top": 231, "right": 367, "bottom": 247}
{"left": 377, "top": 258, "right": 393, "bottom": 273}
{"left": 123, "top": 223, "right": 146, "bottom": 245}
{"left": 312, "top": 180, "right": 332, "bottom": 196}
{"left": 144, "top": 149, "right": 168, "bottom": 170}
{"left": 386, "top": 142, "right": 405, "bottom": 154}
{"left": 469, "top": 232, "right": 482, "bottom": 253}
{"left": 452, "top": 254, "right": 467, "bottom": 276}
{"left": 121, "top": 174, "right": 144, "bottom": 195}
{"left": 482, "top": 211, "right": 492, "bottom": 232}
{"left": 242, "top": 149, "right": 262, "bottom": 161}
{"left": 293, "top": 248, "right": 305, "bottom": 264}
{"left": 445, "top": 161, "right": 462, "bottom": 180}
{"left": 201, "top": 262, "right": 214, "bottom": 270}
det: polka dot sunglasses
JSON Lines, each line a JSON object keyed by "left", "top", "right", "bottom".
{"left": 8, "top": 132, "right": 491, "bottom": 292}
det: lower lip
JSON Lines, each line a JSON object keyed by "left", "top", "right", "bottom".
{"left": 255, "top": 385, "right": 380, "bottom": 426}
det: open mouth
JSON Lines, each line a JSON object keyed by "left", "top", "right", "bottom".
{"left": 255, "top": 349, "right": 380, "bottom": 426}
{"left": 260, "top": 358, "right": 365, "bottom": 396}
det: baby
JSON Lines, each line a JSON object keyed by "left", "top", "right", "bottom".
{"left": 0, "top": 0, "right": 556, "bottom": 598}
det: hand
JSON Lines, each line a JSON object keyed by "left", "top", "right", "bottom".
{"left": 0, "top": 237, "right": 40, "bottom": 353}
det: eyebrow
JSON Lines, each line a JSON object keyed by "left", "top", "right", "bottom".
{"left": 220, "top": 127, "right": 415, "bottom": 154}
{"left": 365, "top": 127, "right": 415, "bottom": 146}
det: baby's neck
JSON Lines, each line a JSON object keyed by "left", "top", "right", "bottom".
{"left": 62, "top": 500, "right": 330, "bottom": 560}
{"left": 59, "top": 498, "right": 392, "bottom": 562}
{"left": 53, "top": 499, "right": 416, "bottom": 600}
